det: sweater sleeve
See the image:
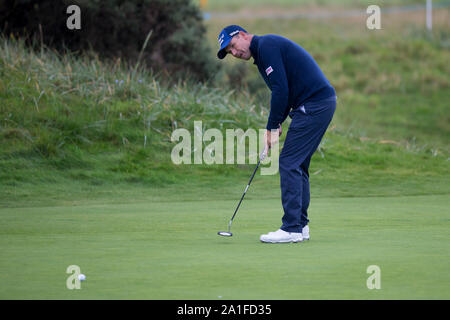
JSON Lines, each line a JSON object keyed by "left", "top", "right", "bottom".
{"left": 260, "top": 46, "right": 289, "bottom": 130}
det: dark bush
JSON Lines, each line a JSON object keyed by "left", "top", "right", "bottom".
{"left": 0, "top": 0, "right": 219, "bottom": 81}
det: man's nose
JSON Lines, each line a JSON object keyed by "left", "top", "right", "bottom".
{"left": 231, "top": 48, "right": 238, "bottom": 57}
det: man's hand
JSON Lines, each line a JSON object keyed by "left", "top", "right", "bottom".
{"left": 264, "top": 125, "right": 282, "bottom": 150}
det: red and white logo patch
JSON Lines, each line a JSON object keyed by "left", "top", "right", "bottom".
{"left": 265, "top": 66, "right": 273, "bottom": 76}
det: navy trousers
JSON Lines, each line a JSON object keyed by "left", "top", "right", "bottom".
{"left": 279, "top": 96, "right": 336, "bottom": 233}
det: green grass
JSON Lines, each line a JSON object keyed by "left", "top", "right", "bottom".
{"left": 1, "top": 194, "right": 449, "bottom": 299}
{"left": 1, "top": 125, "right": 448, "bottom": 208}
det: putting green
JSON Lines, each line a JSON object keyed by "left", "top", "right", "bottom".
{"left": 0, "top": 194, "right": 449, "bottom": 299}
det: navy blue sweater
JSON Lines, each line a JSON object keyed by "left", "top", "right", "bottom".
{"left": 249, "top": 35, "right": 335, "bottom": 130}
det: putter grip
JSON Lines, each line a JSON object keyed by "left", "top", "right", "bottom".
{"left": 260, "top": 147, "right": 267, "bottom": 161}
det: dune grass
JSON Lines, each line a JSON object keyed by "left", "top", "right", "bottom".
{"left": 1, "top": 23, "right": 449, "bottom": 207}
{"left": 206, "top": 7, "right": 450, "bottom": 152}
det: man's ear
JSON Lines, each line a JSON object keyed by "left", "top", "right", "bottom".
{"left": 239, "top": 31, "right": 248, "bottom": 39}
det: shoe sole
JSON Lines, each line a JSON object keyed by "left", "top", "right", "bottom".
{"left": 260, "top": 239, "right": 303, "bottom": 243}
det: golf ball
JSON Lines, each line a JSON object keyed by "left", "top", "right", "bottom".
{"left": 78, "top": 274, "right": 86, "bottom": 281}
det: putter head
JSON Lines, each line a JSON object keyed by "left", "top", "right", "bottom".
{"left": 218, "top": 231, "right": 233, "bottom": 237}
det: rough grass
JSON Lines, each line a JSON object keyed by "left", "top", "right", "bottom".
{"left": 1, "top": 26, "right": 449, "bottom": 208}
{"left": 206, "top": 7, "right": 450, "bottom": 152}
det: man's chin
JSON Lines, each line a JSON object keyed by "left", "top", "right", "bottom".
{"left": 233, "top": 53, "right": 251, "bottom": 60}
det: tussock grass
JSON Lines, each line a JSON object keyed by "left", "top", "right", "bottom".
{"left": 207, "top": 8, "right": 450, "bottom": 152}
{"left": 0, "top": 33, "right": 448, "bottom": 208}
{"left": 0, "top": 37, "right": 266, "bottom": 158}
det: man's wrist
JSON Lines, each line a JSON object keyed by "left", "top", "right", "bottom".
{"left": 266, "top": 122, "right": 280, "bottom": 131}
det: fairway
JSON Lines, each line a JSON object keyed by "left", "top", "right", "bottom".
{"left": 1, "top": 194, "right": 448, "bottom": 299}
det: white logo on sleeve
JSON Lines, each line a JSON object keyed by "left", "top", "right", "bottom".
{"left": 300, "top": 106, "right": 306, "bottom": 114}
{"left": 265, "top": 66, "right": 273, "bottom": 76}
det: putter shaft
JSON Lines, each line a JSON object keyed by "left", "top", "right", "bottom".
{"left": 219, "top": 148, "right": 266, "bottom": 237}
{"left": 227, "top": 154, "right": 264, "bottom": 228}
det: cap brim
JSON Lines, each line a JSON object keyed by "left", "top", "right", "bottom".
{"left": 217, "top": 49, "right": 227, "bottom": 59}
{"left": 217, "top": 38, "right": 231, "bottom": 59}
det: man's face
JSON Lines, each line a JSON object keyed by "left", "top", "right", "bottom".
{"left": 225, "top": 32, "right": 252, "bottom": 60}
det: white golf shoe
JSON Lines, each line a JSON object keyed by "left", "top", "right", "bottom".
{"left": 260, "top": 229, "right": 303, "bottom": 243}
{"left": 302, "top": 225, "right": 310, "bottom": 240}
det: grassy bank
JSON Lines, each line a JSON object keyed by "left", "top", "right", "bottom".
{"left": 1, "top": 25, "right": 449, "bottom": 208}
{"left": 206, "top": 7, "right": 450, "bottom": 152}
{"left": 1, "top": 2, "right": 450, "bottom": 209}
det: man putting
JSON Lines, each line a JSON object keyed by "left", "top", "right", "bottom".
{"left": 217, "top": 25, "right": 336, "bottom": 243}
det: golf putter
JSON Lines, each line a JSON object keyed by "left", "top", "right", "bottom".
{"left": 218, "top": 147, "right": 267, "bottom": 237}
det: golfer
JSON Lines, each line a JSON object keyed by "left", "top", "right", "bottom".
{"left": 217, "top": 25, "right": 336, "bottom": 243}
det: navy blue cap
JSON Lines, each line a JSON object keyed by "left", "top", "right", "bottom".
{"left": 217, "top": 25, "right": 247, "bottom": 59}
